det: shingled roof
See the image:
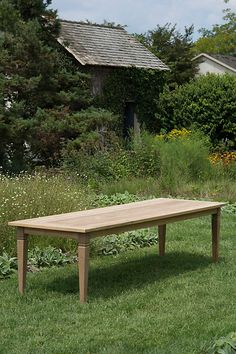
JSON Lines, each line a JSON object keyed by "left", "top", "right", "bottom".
{"left": 193, "top": 53, "right": 236, "bottom": 73}
{"left": 58, "top": 20, "right": 169, "bottom": 71}
{"left": 211, "top": 54, "right": 236, "bottom": 70}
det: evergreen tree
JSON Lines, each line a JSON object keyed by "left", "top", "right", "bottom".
{"left": 136, "top": 24, "right": 197, "bottom": 87}
{"left": 0, "top": 0, "right": 94, "bottom": 171}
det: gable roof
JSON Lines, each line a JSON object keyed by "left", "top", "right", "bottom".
{"left": 193, "top": 53, "right": 236, "bottom": 73}
{"left": 58, "top": 20, "right": 169, "bottom": 71}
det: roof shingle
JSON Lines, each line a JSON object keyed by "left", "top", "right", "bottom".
{"left": 211, "top": 54, "right": 236, "bottom": 70}
{"left": 58, "top": 21, "right": 169, "bottom": 71}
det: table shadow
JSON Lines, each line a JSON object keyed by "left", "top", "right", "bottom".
{"left": 39, "top": 251, "right": 214, "bottom": 301}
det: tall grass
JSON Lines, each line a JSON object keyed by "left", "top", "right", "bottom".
{"left": 0, "top": 173, "right": 95, "bottom": 254}
{"left": 157, "top": 131, "right": 212, "bottom": 193}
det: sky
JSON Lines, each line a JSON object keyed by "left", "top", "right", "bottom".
{"left": 51, "top": 0, "right": 236, "bottom": 39}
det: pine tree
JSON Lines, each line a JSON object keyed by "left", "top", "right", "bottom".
{"left": 0, "top": 0, "right": 93, "bottom": 171}
{"left": 136, "top": 24, "right": 197, "bottom": 87}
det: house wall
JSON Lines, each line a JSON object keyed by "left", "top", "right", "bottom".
{"left": 86, "top": 66, "right": 113, "bottom": 96}
{"left": 196, "top": 58, "right": 235, "bottom": 75}
{"left": 81, "top": 65, "right": 139, "bottom": 135}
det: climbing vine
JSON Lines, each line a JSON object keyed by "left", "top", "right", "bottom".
{"left": 97, "top": 67, "right": 167, "bottom": 132}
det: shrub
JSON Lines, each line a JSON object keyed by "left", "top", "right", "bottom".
{"left": 156, "top": 74, "right": 236, "bottom": 149}
{"left": 63, "top": 129, "right": 213, "bottom": 190}
{"left": 29, "top": 107, "right": 119, "bottom": 167}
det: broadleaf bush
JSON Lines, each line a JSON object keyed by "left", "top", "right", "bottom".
{"left": 156, "top": 74, "right": 236, "bottom": 149}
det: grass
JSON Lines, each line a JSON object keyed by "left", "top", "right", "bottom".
{"left": 97, "top": 177, "right": 236, "bottom": 203}
{"left": 0, "top": 173, "right": 95, "bottom": 254}
{"left": 0, "top": 213, "right": 235, "bottom": 354}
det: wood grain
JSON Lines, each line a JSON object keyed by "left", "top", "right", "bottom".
{"left": 78, "top": 235, "right": 90, "bottom": 303}
{"left": 17, "top": 228, "right": 28, "bottom": 295}
{"left": 8, "top": 198, "right": 226, "bottom": 234}
{"left": 158, "top": 225, "right": 166, "bottom": 256}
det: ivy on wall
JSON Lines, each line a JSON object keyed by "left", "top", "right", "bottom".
{"left": 96, "top": 67, "right": 167, "bottom": 132}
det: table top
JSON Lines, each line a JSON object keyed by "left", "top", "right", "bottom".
{"left": 8, "top": 198, "right": 225, "bottom": 234}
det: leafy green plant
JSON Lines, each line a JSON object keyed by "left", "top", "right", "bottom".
{"left": 28, "top": 246, "right": 76, "bottom": 268}
{"left": 0, "top": 252, "right": 17, "bottom": 278}
{"left": 156, "top": 74, "right": 236, "bottom": 149}
{"left": 94, "top": 191, "right": 140, "bottom": 207}
{"left": 95, "top": 229, "right": 158, "bottom": 256}
{"left": 223, "top": 203, "right": 236, "bottom": 214}
{"left": 202, "top": 332, "right": 236, "bottom": 354}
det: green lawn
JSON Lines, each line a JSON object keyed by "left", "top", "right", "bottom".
{"left": 1, "top": 213, "right": 235, "bottom": 354}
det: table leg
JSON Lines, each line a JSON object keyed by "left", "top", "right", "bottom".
{"left": 212, "top": 209, "right": 220, "bottom": 262}
{"left": 78, "top": 235, "right": 90, "bottom": 303}
{"left": 158, "top": 224, "right": 166, "bottom": 256}
{"left": 17, "top": 227, "right": 28, "bottom": 295}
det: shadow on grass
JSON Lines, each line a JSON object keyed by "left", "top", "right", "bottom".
{"left": 39, "top": 251, "right": 213, "bottom": 300}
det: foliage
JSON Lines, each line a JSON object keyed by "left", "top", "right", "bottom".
{"left": 202, "top": 332, "right": 236, "bottom": 354}
{"left": 136, "top": 23, "right": 198, "bottom": 86}
{"left": 99, "top": 67, "right": 166, "bottom": 131}
{"left": 96, "top": 229, "right": 158, "bottom": 256}
{"left": 0, "top": 0, "right": 118, "bottom": 171}
{"left": 80, "top": 19, "right": 126, "bottom": 29}
{"left": 0, "top": 252, "right": 17, "bottom": 278}
{"left": 157, "top": 131, "right": 212, "bottom": 192}
{"left": 30, "top": 107, "right": 119, "bottom": 165}
{"left": 0, "top": 172, "right": 95, "bottom": 254}
{"left": 99, "top": 23, "right": 197, "bottom": 131}
{"left": 63, "top": 130, "right": 161, "bottom": 182}
{"left": 28, "top": 246, "right": 76, "bottom": 268}
{"left": 159, "top": 127, "right": 191, "bottom": 139}
{"left": 194, "top": 1, "right": 236, "bottom": 55}
{"left": 0, "top": 246, "right": 75, "bottom": 279}
{"left": 94, "top": 191, "right": 140, "bottom": 207}
{"left": 223, "top": 203, "right": 236, "bottom": 214}
{"left": 63, "top": 129, "right": 212, "bottom": 193}
{"left": 156, "top": 74, "right": 236, "bottom": 149}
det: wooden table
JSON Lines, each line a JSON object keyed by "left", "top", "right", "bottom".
{"left": 8, "top": 198, "right": 225, "bottom": 303}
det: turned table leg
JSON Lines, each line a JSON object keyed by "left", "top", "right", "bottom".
{"left": 158, "top": 224, "right": 166, "bottom": 256}
{"left": 17, "top": 227, "right": 28, "bottom": 295}
{"left": 78, "top": 235, "right": 90, "bottom": 303}
{"left": 212, "top": 209, "right": 221, "bottom": 262}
